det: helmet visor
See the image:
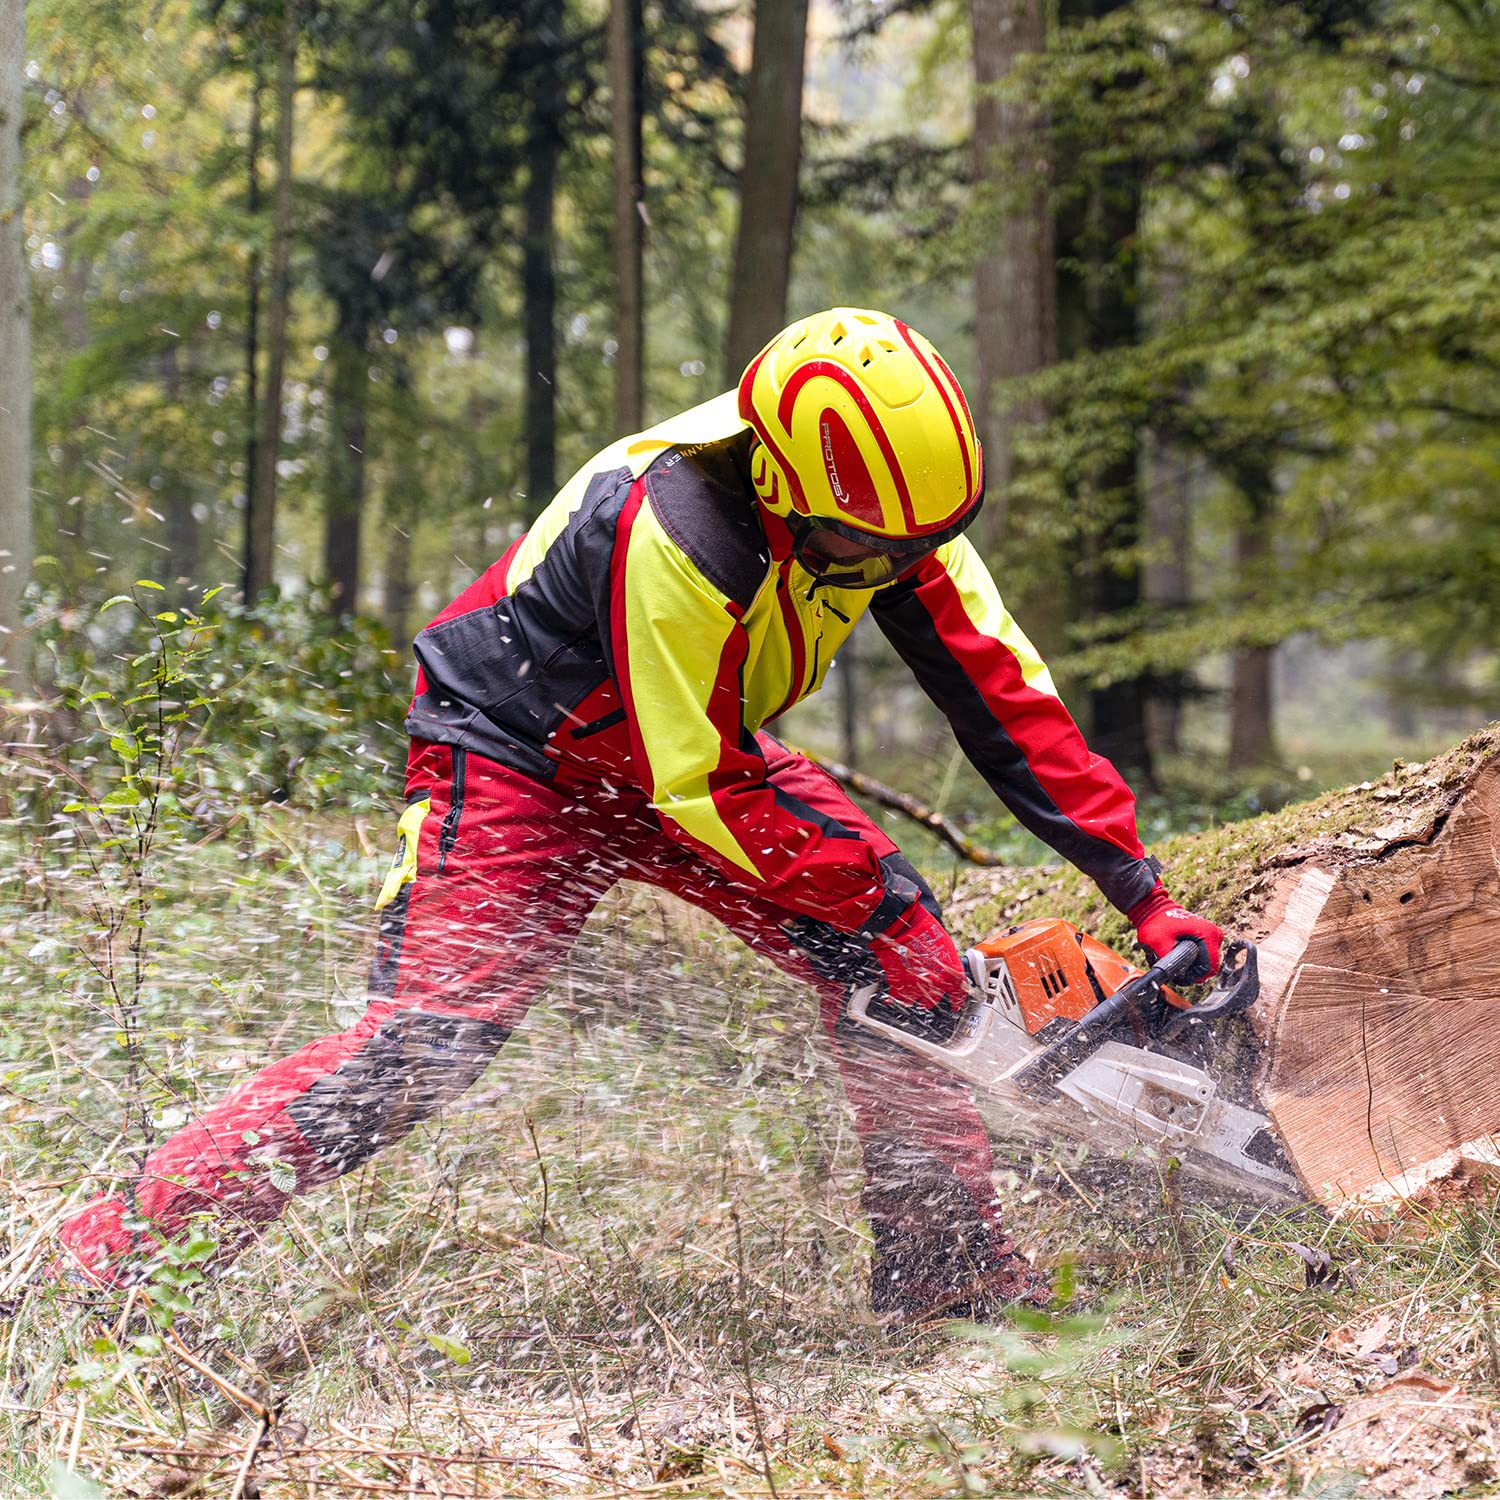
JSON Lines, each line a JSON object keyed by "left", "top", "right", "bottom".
{"left": 788, "top": 493, "right": 984, "bottom": 591}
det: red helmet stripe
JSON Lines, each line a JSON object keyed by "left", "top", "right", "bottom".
{"left": 895, "top": 320, "right": 975, "bottom": 503}
{"left": 739, "top": 345, "right": 810, "bottom": 515}
{"left": 776, "top": 359, "right": 919, "bottom": 532}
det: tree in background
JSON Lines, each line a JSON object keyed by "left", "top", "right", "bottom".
{"left": 724, "top": 0, "right": 809, "bottom": 380}
{"left": 245, "top": 0, "right": 298, "bottom": 601}
{"left": 0, "top": 0, "right": 29, "bottom": 698}
{"left": 610, "top": 0, "right": 645, "bottom": 433}
{"left": 969, "top": 0, "right": 1053, "bottom": 549}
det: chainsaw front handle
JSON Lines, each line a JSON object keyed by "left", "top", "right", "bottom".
{"left": 1159, "top": 939, "right": 1259, "bottom": 1041}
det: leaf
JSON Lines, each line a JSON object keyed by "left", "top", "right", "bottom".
{"left": 265, "top": 1159, "right": 297, "bottom": 1194}
{"left": 155, "top": 611, "right": 179, "bottom": 624}
{"left": 47, "top": 1462, "right": 106, "bottom": 1499}
{"left": 133, "top": 579, "right": 165, "bottom": 591}
{"left": 1355, "top": 1313, "right": 1393, "bottom": 1355}
{"left": 1293, "top": 1401, "right": 1343, "bottom": 1437}
{"left": 422, "top": 1331, "right": 470, "bottom": 1366}
{"left": 98, "top": 595, "right": 134, "bottom": 614}
{"left": 1287, "top": 1241, "right": 1340, "bottom": 1290}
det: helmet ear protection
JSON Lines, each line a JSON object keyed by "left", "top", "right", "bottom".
{"left": 738, "top": 308, "right": 985, "bottom": 552}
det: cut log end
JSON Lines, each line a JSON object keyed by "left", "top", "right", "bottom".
{"left": 1255, "top": 748, "right": 1500, "bottom": 1203}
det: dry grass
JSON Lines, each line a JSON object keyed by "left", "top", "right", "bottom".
{"left": 6, "top": 802, "right": 1500, "bottom": 1498}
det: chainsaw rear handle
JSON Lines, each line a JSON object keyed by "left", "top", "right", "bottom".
{"left": 1013, "top": 938, "right": 1259, "bottom": 1099}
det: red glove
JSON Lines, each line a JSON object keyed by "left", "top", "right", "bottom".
{"left": 869, "top": 898, "right": 967, "bottom": 1013}
{"left": 1127, "top": 883, "right": 1223, "bottom": 982}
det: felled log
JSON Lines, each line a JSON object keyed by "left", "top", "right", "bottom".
{"left": 950, "top": 725, "right": 1500, "bottom": 1204}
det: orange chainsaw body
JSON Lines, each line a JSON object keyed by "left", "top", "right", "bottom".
{"left": 970, "top": 917, "right": 1189, "bottom": 1037}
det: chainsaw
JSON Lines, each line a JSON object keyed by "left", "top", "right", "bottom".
{"left": 847, "top": 919, "right": 1299, "bottom": 1201}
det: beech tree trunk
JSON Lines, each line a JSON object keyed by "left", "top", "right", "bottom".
{"left": 970, "top": 0, "right": 1053, "bottom": 534}
{"left": 1142, "top": 431, "right": 1191, "bottom": 759}
{"left": 0, "top": 0, "right": 31, "bottom": 698}
{"left": 523, "top": 0, "right": 563, "bottom": 520}
{"left": 609, "top": 0, "right": 644, "bottom": 435}
{"left": 723, "top": 0, "right": 809, "bottom": 382}
{"left": 246, "top": 6, "right": 297, "bottom": 601}
{"left": 323, "top": 305, "right": 368, "bottom": 616}
{"left": 1228, "top": 462, "right": 1278, "bottom": 769}
{"left": 158, "top": 344, "right": 200, "bottom": 588}
{"left": 241, "top": 59, "right": 262, "bottom": 600}
{"left": 1082, "top": 174, "right": 1151, "bottom": 783}
{"left": 382, "top": 356, "right": 417, "bottom": 649}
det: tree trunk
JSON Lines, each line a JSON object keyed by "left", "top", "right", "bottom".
{"left": 241, "top": 58, "right": 262, "bottom": 601}
{"left": 523, "top": 0, "right": 563, "bottom": 521}
{"left": 246, "top": 7, "right": 297, "bottom": 601}
{"left": 1082, "top": 174, "right": 1151, "bottom": 783}
{"left": 323, "top": 305, "right": 368, "bottom": 617}
{"left": 1228, "top": 463, "right": 1277, "bottom": 770}
{"left": 54, "top": 172, "right": 93, "bottom": 584}
{"left": 609, "top": 0, "right": 644, "bottom": 435}
{"left": 723, "top": 0, "right": 809, "bottom": 382}
{"left": 0, "top": 0, "right": 31, "bottom": 699}
{"left": 970, "top": 0, "right": 1053, "bottom": 534}
{"left": 158, "top": 344, "right": 200, "bottom": 589}
{"left": 838, "top": 626, "right": 859, "bottom": 768}
{"left": 951, "top": 726, "right": 1500, "bottom": 1205}
{"left": 381, "top": 359, "right": 417, "bottom": 650}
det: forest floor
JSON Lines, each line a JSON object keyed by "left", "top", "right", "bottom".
{"left": 5, "top": 801, "right": 1500, "bottom": 1498}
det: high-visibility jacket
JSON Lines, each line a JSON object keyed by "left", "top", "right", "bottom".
{"left": 407, "top": 391, "right": 1157, "bottom": 934}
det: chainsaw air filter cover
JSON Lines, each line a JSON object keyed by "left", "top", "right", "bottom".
{"left": 972, "top": 918, "right": 1189, "bottom": 1037}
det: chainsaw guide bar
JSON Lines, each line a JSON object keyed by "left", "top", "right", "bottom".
{"left": 846, "top": 918, "right": 1299, "bottom": 1202}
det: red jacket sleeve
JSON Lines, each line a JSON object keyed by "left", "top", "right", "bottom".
{"left": 871, "top": 538, "right": 1158, "bottom": 912}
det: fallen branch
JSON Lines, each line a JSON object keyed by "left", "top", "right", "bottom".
{"left": 786, "top": 745, "right": 1007, "bottom": 867}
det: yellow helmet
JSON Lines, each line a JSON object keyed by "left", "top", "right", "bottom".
{"left": 737, "top": 307, "right": 984, "bottom": 577}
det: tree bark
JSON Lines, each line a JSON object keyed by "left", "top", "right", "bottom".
{"left": 241, "top": 58, "right": 262, "bottom": 601}
{"left": 1082, "top": 173, "right": 1151, "bottom": 783}
{"left": 380, "top": 358, "right": 417, "bottom": 649}
{"left": 322, "top": 305, "right": 368, "bottom": 617}
{"left": 246, "top": 6, "right": 297, "bottom": 601}
{"left": 723, "top": 0, "right": 809, "bottom": 382}
{"left": 1228, "top": 463, "right": 1277, "bottom": 770}
{"left": 523, "top": 0, "right": 563, "bottom": 521}
{"left": 970, "top": 0, "right": 1053, "bottom": 532}
{"left": 608, "top": 0, "right": 644, "bottom": 435}
{"left": 0, "top": 0, "right": 31, "bottom": 698}
{"left": 158, "top": 344, "right": 200, "bottom": 589}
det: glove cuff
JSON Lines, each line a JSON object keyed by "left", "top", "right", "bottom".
{"left": 860, "top": 874, "right": 923, "bottom": 939}
{"left": 1126, "top": 881, "right": 1174, "bottom": 928}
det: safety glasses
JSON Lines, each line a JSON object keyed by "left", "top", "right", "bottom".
{"left": 786, "top": 493, "right": 985, "bottom": 591}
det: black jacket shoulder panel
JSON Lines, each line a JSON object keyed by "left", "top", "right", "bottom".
{"left": 643, "top": 432, "right": 769, "bottom": 611}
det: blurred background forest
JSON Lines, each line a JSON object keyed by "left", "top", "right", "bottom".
{"left": 2, "top": 0, "right": 1498, "bottom": 842}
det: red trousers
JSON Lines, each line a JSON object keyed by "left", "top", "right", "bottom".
{"left": 60, "top": 736, "right": 1010, "bottom": 1295}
